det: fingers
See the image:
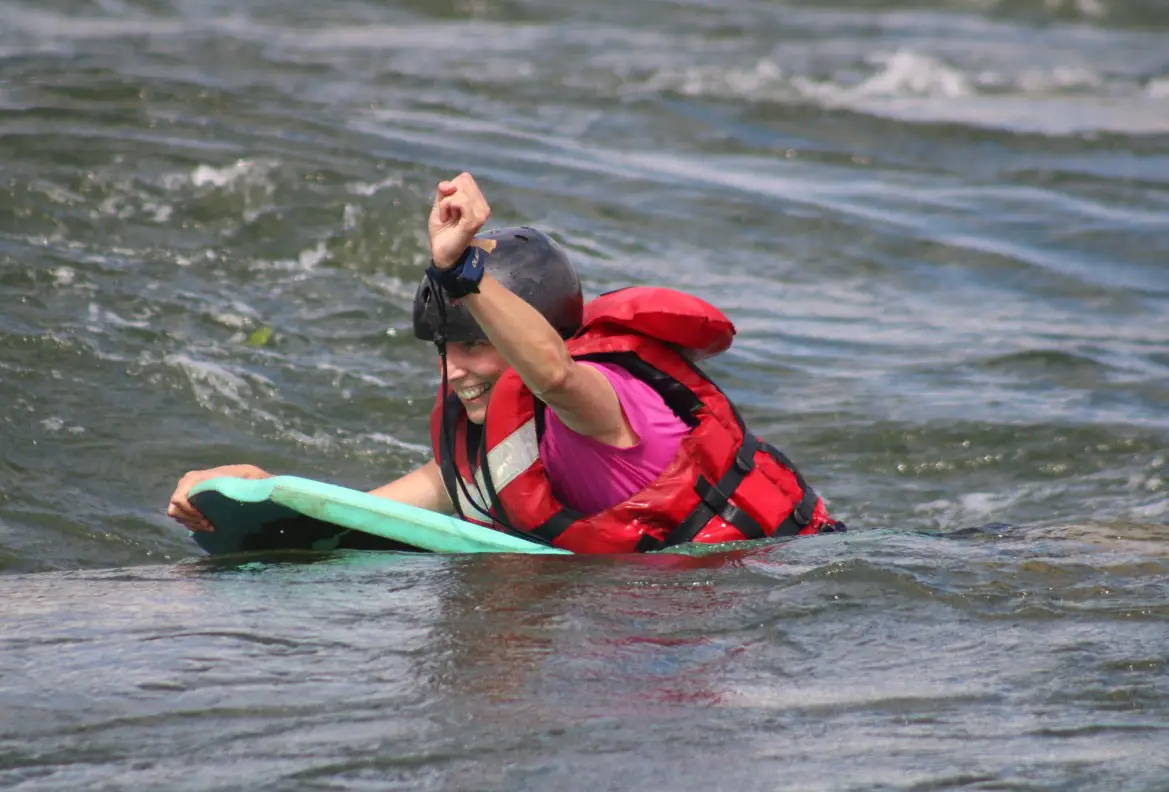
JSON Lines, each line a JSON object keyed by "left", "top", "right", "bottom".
{"left": 167, "top": 470, "right": 214, "bottom": 532}
{"left": 437, "top": 189, "right": 490, "bottom": 230}
{"left": 454, "top": 172, "right": 490, "bottom": 224}
{"left": 428, "top": 173, "right": 492, "bottom": 268}
{"left": 168, "top": 507, "right": 211, "bottom": 532}
{"left": 437, "top": 195, "right": 462, "bottom": 226}
{"left": 432, "top": 180, "right": 458, "bottom": 207}
{"left": 436, "top": 174, "right": 490, "bottom": 225}
{"left": 166, "top": 465, "right": 270, "bottom": 532}
{"left": 168, "top": 501, "right": 211, "bottom": 532}
{"left": 171, "top": 510, "right": 211, "bottom": 533}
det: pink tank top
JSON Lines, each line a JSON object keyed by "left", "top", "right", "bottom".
{"left": 538, "top": 362, "right": 689, "bottom": 515}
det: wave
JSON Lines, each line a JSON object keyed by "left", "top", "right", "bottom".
{"left": 974, "top": 349, "right": 1112, "bottom": 373}
{"left": 636, "top": 47, "right": 1169, "bottom": 134}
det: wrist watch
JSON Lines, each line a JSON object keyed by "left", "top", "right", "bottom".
{"left": 427, "top": 246, "right": 487, "bottom": 299}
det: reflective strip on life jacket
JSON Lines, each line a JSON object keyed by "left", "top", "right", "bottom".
{"left": 485, "top": 419, "right": 539, "bottom": 490}
{"left": 451, "top": 418, "right": 539, "bottom": 525}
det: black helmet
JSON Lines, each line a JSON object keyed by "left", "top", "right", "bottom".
{"left": 412, "top": 227, "right": 583, "bottom": 344}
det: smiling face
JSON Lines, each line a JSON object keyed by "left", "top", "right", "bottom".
{"left": 441, "top": 340, "right": 508, "bottom": 424}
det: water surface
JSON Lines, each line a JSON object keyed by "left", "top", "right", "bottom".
{"left": 1, "top": 0, "right": 1167, "bottom": 788}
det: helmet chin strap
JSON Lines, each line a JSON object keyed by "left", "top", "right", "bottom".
{"left": 426, "top": 271, "right": 551, "bottom": 545}
{"left": 427, "top": 269, "right": 500, "bottom": 528}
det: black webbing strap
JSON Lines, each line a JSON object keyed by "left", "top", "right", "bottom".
{"left": 635, "top": 434, "right": 842, "bottom": 552}
{"left": 574, "top": 352, "right": 702, "bottom": 428}
{"left": 528, "top": 509, "right": 583, "bottom": 544}
{"left": 639, "top": 433, "right": 762, "bottom": 552}
{"left": 760, "top": 441, "right": 808, "bottom": 491}
{"left": 759, "top": 440, "right": 820, "bottom": 537}
{"left": 760, "top": 441, "right": 849, "bottom": 535}
{"left": 438, "top": 394, "right": 473, "bottom": 521}
{"left": 773, "top": 484, "right": 819, "bottom": 538}
{"left": 437, "top": 451, "right": 463, "bottom": 519}
{"left": 533, "top": 400, "right": 546, "bottom": 439}
{"left": 712, "top": 499, "right": 768, "bottom": 541}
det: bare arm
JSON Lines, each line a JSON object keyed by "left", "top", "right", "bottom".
{"left": 366, "top": 459, "right": 453, "bottom": 514}
{"left": 463, "top": 273, "right": 634, "bottom": 446}
{"left": 429, "top": 173, "right": 636, "bottom": 447}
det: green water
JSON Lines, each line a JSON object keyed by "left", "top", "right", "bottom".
{"left": 1, "top": 0, "right": 1167, "bottom": 789}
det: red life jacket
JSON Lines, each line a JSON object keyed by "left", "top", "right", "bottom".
{"left": 429, "top": 287, "right": 841, "bottom": 554}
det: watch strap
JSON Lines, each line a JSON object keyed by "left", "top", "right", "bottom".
{"left": 428, "top": 245, "right": 487, "bottom": 299}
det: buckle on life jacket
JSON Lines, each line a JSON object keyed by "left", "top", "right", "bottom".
{"left": 772, "top": 486, "right": 818, "bottom": 537}
{"left": 733, "top": 443, "right": 756, "bottom": 474}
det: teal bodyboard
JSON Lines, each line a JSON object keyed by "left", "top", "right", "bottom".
{"left": 188, "top": 475, "right": 570, "bottom": 556}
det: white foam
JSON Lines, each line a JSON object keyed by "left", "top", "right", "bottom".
{"left": 298, "top": 241, "right": 329, "bottom": 269}
{"left": 278, "top": 20, "right": 539, "bottom": 53}
{"left": 86, "top": 302, "right": 152, "bottom": 330}
{"left": 160, "top": 355, "right": 335, "bottom": 451}
{"left": 97, "top": 195, "right": 132, "bottom": 219}
{"left": 343, "top": 204, "right": 361, "bottom": 230}
{"left": 165, "top": 353, "right": 266, "bottom": 410}
{"left": 252, "top": 240, "right": 331, "bottom": 272}
{"left": 848, "top": 50, "right": 973, "bottom": 99}
{"left": 312, "top": 362, "right": 393, "bottom": 389}
{"left": 189, "top": 158, "right": 277, "bottom": 190}
{"left": 621, "top": 42, "right": 1163, "bottom": 134}
{"left": 346, "top": 175, "right": 403, "bottom": 197}
{"left": 818, "top": 90, "right": 1169, "bottom": 135}
{"left": 35, "top": 182, "right": 85, "bottom": 205}
{"left": 141, "top": 201, "right": 173, "bottom": 223}
{"left": 208, "top": 312, "right": 252, "bottom": 330}
{"left": 672, "top": 58, "right": 786, "bottom": 99}
{"left": 371, "top": 274, "right": 429, "bottom": 301}
{"left": 365, "top": 433, "right": 431, "bottom": 456}
{"left": 911, "top": 487, "right": 1037, "bottom": 526}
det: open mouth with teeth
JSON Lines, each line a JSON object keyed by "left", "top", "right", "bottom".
{"left": 456, "top": 382, "right": 492, "bottom": 402}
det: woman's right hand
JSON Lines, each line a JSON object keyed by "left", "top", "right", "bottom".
{"left": 167, "top": 464, "right": 271, "bottom": 532}
{"left": 427, "top": 172, "right": 491, "bottom": 269}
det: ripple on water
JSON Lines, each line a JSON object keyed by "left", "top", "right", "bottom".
{"left": 0, "top": 0, "right": 1168, "bottom": 788}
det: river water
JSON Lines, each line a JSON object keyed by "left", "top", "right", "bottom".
{"left": 2, "top": 0, "right": 1168, "bottom": 789}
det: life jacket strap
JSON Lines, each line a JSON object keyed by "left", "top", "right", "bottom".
{"left": 773, "top": 483, "right": 819, "bottom": 537}
{"left": 438, "top": 392, "right": 486, "bottom": 522}
{"left": 760, "top": 440, "right": 847, "bottom": 534}
{"left": 636, "top": 434, "right": 840, "bottom": 552}
{"left": 529, "top": 508, "right": 583, "bottom": 545}
{"left": 639, "top": 433, "right": 762, "bottom": 551}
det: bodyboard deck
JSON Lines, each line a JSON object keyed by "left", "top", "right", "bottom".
{"left": 188, "top": 476, "right": 570, "bottom": 556}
